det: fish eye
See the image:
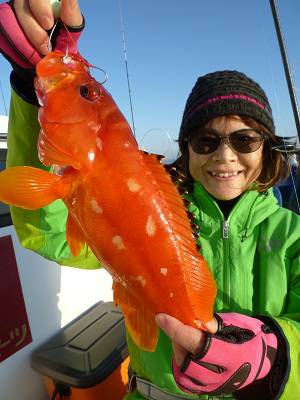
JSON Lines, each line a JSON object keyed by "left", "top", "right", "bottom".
{"left": 79, "top": 83, "right": 101, "bottom": 101}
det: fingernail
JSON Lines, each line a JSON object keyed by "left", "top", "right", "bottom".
{"left": 155, "top": 314, "right": 166, "bottom": 327}
{"left": 42, "top": 15, "right": 53, "bottom": 30}
{"left": 40, "top": 41, "right": 51, "bottom": 55}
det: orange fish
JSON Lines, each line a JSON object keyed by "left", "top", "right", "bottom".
{"left": 0, "top": 52, "right": 217, "bottom": 351}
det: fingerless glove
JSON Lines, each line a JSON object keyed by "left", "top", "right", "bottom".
{"left": 172, "top": 313, "right": 287, "bottom": 398}
{"left": 0, "top": 1, "right": 84, "bottom": 104}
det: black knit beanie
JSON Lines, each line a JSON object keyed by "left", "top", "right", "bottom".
{"left": 179, "top": 70, "right": 275, "bottom": 141}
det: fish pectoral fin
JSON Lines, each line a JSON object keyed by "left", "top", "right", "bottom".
{"left": 113, "top": 281, "right": 158, "bottom": 352}
{"left": 38, "top": 133, "right": 82, "bottom": 169}
{"left": 66, "top": 213, "right": 87, "bottom": 256}
{"left": 0, "top": 166, "right": 70, "bottom": 209}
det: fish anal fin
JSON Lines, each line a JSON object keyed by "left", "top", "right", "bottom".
{"left": 66, "top": 213, "right": 87, "bottom": 256}
{"left": 113, "top": 281, "right": 158, "bottom": 352}
{"left": 0, "top": 166, "right": 70, "bottom": 209}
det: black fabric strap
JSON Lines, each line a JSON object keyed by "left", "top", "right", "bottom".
{"left": 10, "top": 70, "right": 38, "bottom": 105}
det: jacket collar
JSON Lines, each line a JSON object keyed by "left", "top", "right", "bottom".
{"left": 188, "top": 183, "right": 280, "bottom": 240}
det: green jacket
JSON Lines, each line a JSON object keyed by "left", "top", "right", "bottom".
{"left": 125, "top": 181, "right": 300, "bottom": 399}
{"left": 7, "top": 91, "right": 300, "bottom": 399}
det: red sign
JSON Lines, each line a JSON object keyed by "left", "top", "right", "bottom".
{"left": 0, "top": 235, "right": 32, "bottom": 362}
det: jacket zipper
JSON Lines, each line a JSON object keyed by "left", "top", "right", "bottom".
{"left": 222, "top": 219, "right": 230, "bottom": 309}
{"left": 222, "top": 220, "right": 229, "bottom": 239}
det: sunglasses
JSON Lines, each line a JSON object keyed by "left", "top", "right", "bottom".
{"left": 184, "top": 128, "right": 268, "bottom": 154}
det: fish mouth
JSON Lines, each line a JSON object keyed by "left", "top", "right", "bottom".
{"left": 35, "top": 73, "right": 74, "bottom": 105}
{"left": 35, "top": 73, "right": 68, "bottom": 92}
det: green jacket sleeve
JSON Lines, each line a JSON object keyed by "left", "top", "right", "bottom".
{"left": 274, "top": 250, "right": 300, "bottom": 399}
{"left": 6, "top": 88, "right": 100, "bottom": 269}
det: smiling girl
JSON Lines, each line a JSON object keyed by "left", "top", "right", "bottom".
{"left": 0, "top": 2, "right": 300, "bottom": 399}
{"left": 152, "top": 71, "right": 300, "bottom": 399}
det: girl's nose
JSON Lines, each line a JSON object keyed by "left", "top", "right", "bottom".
{"left": 211, "top": 140, "right": 238, "bottom": 162}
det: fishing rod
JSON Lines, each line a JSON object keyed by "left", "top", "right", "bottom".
{"left": 269, "top": 0, "right": 300, "bottom": 143}
{"left": 268, "top": 0, "right": 300, "bottom": 214}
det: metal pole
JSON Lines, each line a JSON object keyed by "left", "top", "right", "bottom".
{"left": 269, "top": 0, "right": 300, "bottom": 141}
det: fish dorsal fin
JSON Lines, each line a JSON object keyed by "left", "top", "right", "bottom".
{"left": 66, "top": 213, "right": 87, "bottom": 256}
{"left": 38, "top": 132, "right": 81, "bottom": 169}
{"left": 141, "top": 152, "right": 195, "bottom": 250}
{"left": 141, "top": 152, "right": 217, "bottom": 323}
{"left": 113, "top": 281, "right": 158, "bottom": 352}
{"left": 0, "top": 166, "right": 70, "bottom": 209}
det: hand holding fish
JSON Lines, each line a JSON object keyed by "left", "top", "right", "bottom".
{"left": 0, "top": 0, "right": 217, "bottom": 356}
{"left": 155, "top": 313, "right": 218, "bottom": 365}
{"left": 0, "top": 0, "right": 83, "bottom": 69}
{"left": 0, "top": 48, "right": 217, "bottom": 351}
{"left": 13, "top": 0, "right": 83, "bottom": 54}
{"left": 157, "top": 312, "right": 278, "bottom": 396}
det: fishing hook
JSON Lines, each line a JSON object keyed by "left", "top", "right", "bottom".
{"left": 48, "top": 21, "right": 108, "bottom": 84}
{"left": 89, "top": 65, "right": 108, "bottom": 85}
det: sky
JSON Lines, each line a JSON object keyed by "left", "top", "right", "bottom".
{"left": 0, "top": 0, "right": 300, "bottom": 160}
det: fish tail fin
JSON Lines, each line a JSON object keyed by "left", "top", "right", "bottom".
{"left": 113, "top": 281, "right": 158, "bottom": 352}
{"left": 0, "top": 166, "right": 70, "bottom": 209}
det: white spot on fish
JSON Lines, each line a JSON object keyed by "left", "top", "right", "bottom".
{"left": 88, "top": 150, "right": 95, "bottom": 161}
{"left": 130, "top": 275, "right": 146, "bottom": 287}
{"left": 160, "top": 268, "right": 168, "bottom": 276}
{"left": 91, "top": 198, "right": 102, "bottom": 214}
{"left": 146, "top": 216, "right": 156, "bottom": 236}
{"left": 127, "top": 178, "right": 141, "bottom": 192}
{"left": 170, "top": 293, "right": 174, "bottom": 298}
{"left": 112, "top": 235, "right": 126, "bottom": 250}
{"left": 96, "top": 137, "right": 103, "bottom": 151}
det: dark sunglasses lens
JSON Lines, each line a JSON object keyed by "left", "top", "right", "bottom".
{"left": 230, "top": 131, "right": 264, "bottom": 153}
{"left": 189, "top": 132, "right": 220, "bottom": 154}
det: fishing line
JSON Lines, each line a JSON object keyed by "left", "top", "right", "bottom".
{"left": 48, "top": 20, "right": 59, "bottom": 51}
{"left": 118, "top": 0, "right": 136, "bottom": 137}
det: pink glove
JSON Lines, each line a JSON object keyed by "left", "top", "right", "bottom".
{"left": 0, "top": 2, "right": 40, "bottom": 68}
{"left": 0, "top": 1, "right": 84, "bottom": 68}
{"left": 0, "top": 1, "right": 84, "bottom": 104}
{"left": 173, "top": 313, "right": 278, "bottom": 396}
